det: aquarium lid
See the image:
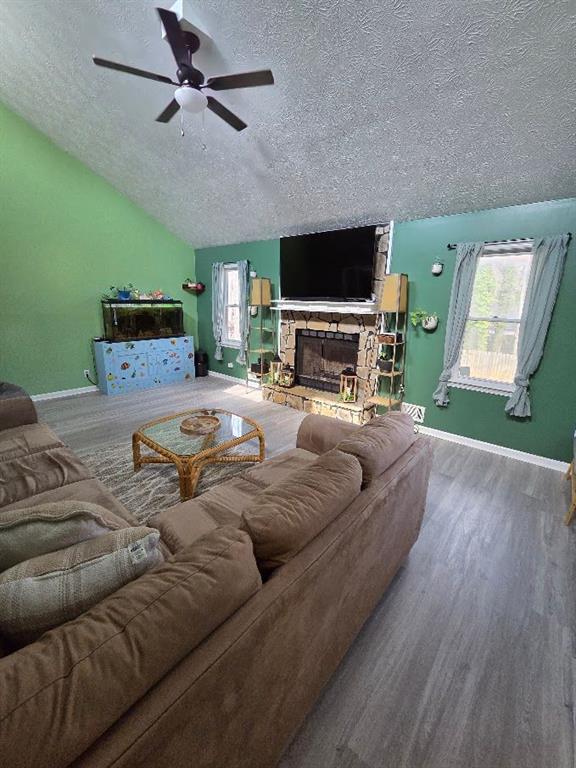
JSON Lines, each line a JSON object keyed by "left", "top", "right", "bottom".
{"left": 101, "top": 299, "right": 183, "bottom": 306}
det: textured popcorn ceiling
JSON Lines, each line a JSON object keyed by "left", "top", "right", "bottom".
{"left": 0, "top": 0, "right": 575, "bottom": 248}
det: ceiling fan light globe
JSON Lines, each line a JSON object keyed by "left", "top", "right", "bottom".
{"left": 174, "top": 86, "right": 208, "bottom": 113}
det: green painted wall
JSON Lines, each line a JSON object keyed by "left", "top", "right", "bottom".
{"left": 391, "top": 198, "right": 576, "bottom": 462}
{"left": 0, "top": 102, "right": 196, "bottom": 395}
{"left": 195, "top": 239, "right": 280, "bottom": 379}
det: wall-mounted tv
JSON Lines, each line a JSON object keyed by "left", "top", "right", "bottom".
{"left": 280, "top": 225, "right": 376, "bottom": 302}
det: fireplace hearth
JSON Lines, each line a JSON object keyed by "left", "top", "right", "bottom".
{"left": 295, "top": 328, "right": 359, "bottom": 393}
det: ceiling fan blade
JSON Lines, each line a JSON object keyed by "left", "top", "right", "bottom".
{"left": 207, "top": 96, "right": 247, "bottom": 131}
{"left": 156, "top": 7, "right": 188, "bottom": 65}
{"left": 156, "top": 99, "right": 180, "bottom": 123}
{"left": 204, "top": 70, "right": 274, "bottom": 91}
{"left": 93, "top": 57, "right": 175, "bottom": 85}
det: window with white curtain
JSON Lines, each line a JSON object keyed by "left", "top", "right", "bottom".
{"left": 450, "top": 240, "right": 533, "bottom": 394}
{"left": 221, "top": 263, "right": 241, "bottom": 348}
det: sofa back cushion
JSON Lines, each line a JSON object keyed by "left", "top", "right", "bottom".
{"left": 0, "top": 527, "right": 164, "bottom": 645}
{"left": 296, "top": 413, "right": 361, "bottom": 455}
{"left": 0, "top": 383, "right": 37, "bottom": 432}
{"left": 337, "top": 412, "right": 416, "bottom": 486}
{"left": 0, "top": 500, "right": 129, "bottom": 571}
{"left": 0, "top": 526, "right": 260, "bottom": 768}
{"left": 242, "top": 448, "right": 362, "bottom": 570}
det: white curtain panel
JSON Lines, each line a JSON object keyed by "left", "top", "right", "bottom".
{"left": 212, "top": 261, "right": 226, "bottom": 360}
{"left": 235, "top": 260, "right": 250, "bottom": 364}
{"left": 505, "top": 234, "right": 570, "bottom": 418}
{"left": 433, "top": 242, "right": 483, "bottom": 407}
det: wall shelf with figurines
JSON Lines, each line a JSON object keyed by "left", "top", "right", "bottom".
{"left": 182, "top": 279, "right": 206, "bottom": 296}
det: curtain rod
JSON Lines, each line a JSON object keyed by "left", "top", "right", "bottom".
{"left": 446, "top": 233, "right": 572, "bottom": 250}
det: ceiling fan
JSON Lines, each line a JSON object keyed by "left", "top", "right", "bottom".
{"left": 93, "top": 7, "right": 274, "bottom": 131}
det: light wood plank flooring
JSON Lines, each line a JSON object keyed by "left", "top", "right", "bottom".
{"left": 38, "top": 379, "right": 576, "bottom": 768}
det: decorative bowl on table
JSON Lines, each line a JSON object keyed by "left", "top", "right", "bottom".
{"left": 180, "top": 414, "right": 221, "bottom": 436}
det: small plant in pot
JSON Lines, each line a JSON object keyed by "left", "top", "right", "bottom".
{"left": 410, "top": 309, "right": 439, "bottom": 332}
{"left": 377, "top": 351, "right": 393, "bottom": 373}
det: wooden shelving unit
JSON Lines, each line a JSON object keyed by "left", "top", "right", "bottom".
{"left": 246, "top": 278, "right": 276, "bottom": 388}
{"left": 367, "top": 394, "right": 402, "bottom": 408}
{"left": 367, "top": 273, "right": 408, "bottom": 413}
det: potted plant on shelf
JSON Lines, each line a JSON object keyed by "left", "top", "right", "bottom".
{"left": 410, "top": 309, "right": 438, "bottom": 332}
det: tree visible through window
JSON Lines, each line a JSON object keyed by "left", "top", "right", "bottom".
{"left": 222, "top": 264, "right": 241, "bottom": 347}
{"left": 453, "top": 243, "right": 533, "bottom": 389}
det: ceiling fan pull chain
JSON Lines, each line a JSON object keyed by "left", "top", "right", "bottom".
{"left": 180, "top": 109, "right": 185, "bottom": 138}
{"left": 201, "top": 110, "right": 207, "bottom": 151}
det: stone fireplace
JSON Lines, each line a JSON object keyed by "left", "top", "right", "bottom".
{"left": 261, "top": 225, "right": 390, "bottom": 424}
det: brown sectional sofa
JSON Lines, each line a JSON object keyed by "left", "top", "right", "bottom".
{"left": 0, "top": 382, "right": 433, "bottom": 768}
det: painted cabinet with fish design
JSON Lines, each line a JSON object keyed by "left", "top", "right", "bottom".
{"left": 93, "top": 336, "right": 195, "bottom": 395}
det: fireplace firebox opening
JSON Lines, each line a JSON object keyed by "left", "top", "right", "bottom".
{"left": 295, "top": 328, "right": 359, "bottom": 393}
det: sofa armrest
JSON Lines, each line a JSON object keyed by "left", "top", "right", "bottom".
{"left": 0, "top": 526, "right": 261, "bottom": 768}
{"left": 0, "top": 383, "right": 38, "bottom": 432}
{"left": 296, "top": 413, "right": 362, "bottom": 455}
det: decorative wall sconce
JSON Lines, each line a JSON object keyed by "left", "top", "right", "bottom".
{"left": 410, "top": 309, "right": 439, "bottom": 332}
{"left": 431, "top": 262, "right": 443, "bottom": 276}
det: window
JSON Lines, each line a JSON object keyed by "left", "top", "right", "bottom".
{"left": 222, "top": 263, "right": 241, "bottom": 348}
{"left": 450, "top": 241, "right": 533, "bottom": 394}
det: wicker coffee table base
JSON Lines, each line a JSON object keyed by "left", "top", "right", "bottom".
{"left": 132, "top": 414, "right": 265, "bottom": 501}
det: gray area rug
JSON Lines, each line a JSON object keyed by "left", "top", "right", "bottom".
{"left": 79, "top": 440, "right": 259, "bottom": 524}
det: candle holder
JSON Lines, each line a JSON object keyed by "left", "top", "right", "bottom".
{"left": 278, "top": 364, "right": 295, "bottom": 388}
{"left": 339, "top": 367, "right": 358, "bottom": 403}
{"left": 270, "top": 354, "right": 283, "bottom": 385}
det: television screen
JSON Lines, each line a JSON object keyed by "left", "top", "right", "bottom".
{"left": 280, "top": 226, "right": 376, "bottom": 301}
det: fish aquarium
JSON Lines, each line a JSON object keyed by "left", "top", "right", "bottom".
{"left": 101, "top": 300, "right": 184, "bottom": 342}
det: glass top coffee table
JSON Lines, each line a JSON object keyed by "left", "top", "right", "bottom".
{"left": 132, "top": 408, "right": 265, "bottom": 501}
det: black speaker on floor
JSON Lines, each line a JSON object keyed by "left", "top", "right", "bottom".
{"left": 195, "top": 350, "right": 208, "bottom": 377}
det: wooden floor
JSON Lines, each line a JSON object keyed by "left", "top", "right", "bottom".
{"left": 38, "top": 378, "right": 576, "bottom": 768}
{"left": 38, "top": 377, "right": 306, "bottom": 459}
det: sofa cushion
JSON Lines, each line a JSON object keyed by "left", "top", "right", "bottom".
{"left": 296, "top": 413, "right": 362, "bottom": 455}
{"left": 337, "top": 412, "right": 416, "bottom": 486}
{"left": 0, "top": 527, "right": 163, "bottom": 645}
{"left": 0, "top": 422, "right": 63, "bottom": 463}
{"left": 1, "top": 476, "right": 137, "bottom": 525}
{"left": 0, "top": 526, "right": 261, "bottom": 768}
{"left": 239, "top": 447, "right": 318, "bottom": 488}
{"left": 242, "top": 448, "right": 362, "bottom": 570}
{"left": 0, "top": 500, "right": 129, "bottom": 571}
{"left": 150, "top": 447, "right": 318, "bottom": 552}
{"left": 0, "top": 445, "right": 91, "bottom": 509}
{"left": 0, "top": 383, "right": 38, "bottom": 432}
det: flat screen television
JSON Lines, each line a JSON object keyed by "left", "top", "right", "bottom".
{"left": 280, "top": 225, "right": 376, "bottom": 301}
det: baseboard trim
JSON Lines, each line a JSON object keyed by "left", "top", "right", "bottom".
{"left": 208, "top": 370, "right": 260, "bottom": 388}
{"left": 418, "top": 425, "right": 569, "bottom": 473}
{"left": 32, "top": 385, "right": 99, "bottom": 402}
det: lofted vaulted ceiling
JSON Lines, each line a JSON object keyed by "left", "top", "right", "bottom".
{"left": 0, "top": 0, "right": 575, "bottom": 248}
